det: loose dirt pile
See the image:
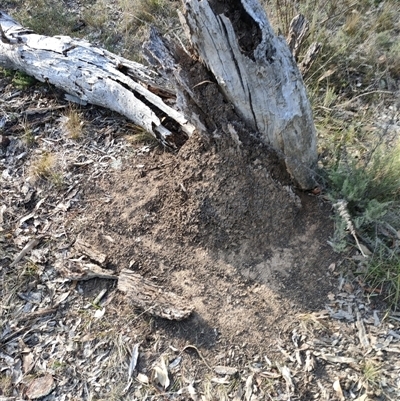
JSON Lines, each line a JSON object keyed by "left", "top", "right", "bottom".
{"left": 76, "top": 129, "right": 337, "bottom": 326}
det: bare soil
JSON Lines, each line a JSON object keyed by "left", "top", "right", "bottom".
{"left": 66, "top": 125, "right": 340, "bottom": 392}
{"left": 76, "top": 130, "right": 337, "bottom": 337}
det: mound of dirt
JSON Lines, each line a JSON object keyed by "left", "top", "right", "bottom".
{"left": 73, "top": 131, "right": 337, "bottom": 350}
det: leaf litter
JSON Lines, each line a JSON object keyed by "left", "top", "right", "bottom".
{"left": 0, "top": 24, "right": 400, "bottom": 401}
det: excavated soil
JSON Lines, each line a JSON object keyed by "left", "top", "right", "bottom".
{"left": 72, "top": 131, "right": 337, "bottom": 352}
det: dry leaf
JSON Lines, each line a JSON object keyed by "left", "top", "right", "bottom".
{"left": 153, "top": 356, "right": 169, "bottom": 389}
{"left": 128, "top": 343, "right": 140, "bottom": 380}
{"left": 188, "top": 383, "right": 197, "bottom": 401}
{"left": 318, "top": 68, "right": 336, "bottom": 82}
{"left": 320, "top": 354, "right": 358, "bottom": 364}
{"left": 333, "top": 379, "right": 344, "bottom": 401}
{"left": 54, "top": 291, "right": 70, "bottom": 305}
{"left": 137, "top": 373, "right": 149, "bottom": 384}
{"left": 168, "top": 356, "right": 182, "bottom": 370}
{"left": 281, "top": 366, "right": 294, "bottom": 390}
{"left": 245, "top": 374, "right": 253, "bottom": 401}
{"left": 94, "top": 308, "right": 105, "bottom": 318}
{"left": 23, "top": 353, "right": 35, "bottom": 374}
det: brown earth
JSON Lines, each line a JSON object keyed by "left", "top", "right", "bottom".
{"left": 70, "top": 127, "right": 338, "bottom": 353}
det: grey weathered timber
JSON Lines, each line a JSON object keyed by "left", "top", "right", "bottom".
{"left": 0, "top": 11, "right": 195, "bottom": 149}
{"left": 182, "top": 0, "right": 318, "bottom": 189}
{"left": 0, "top": 1, "right": 319, "bottom": 188}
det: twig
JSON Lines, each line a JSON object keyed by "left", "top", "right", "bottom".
{"left": 181, "top": 344, "right": 212, "bottom": 370}
{"left": 192, "top": 80, "right": 215, "bottom": 89}
{"left": 15, "top": 307, "right": 58, "bottom": 323}
{"left": 9, "top": 237, "right": 41, "bottom": 268}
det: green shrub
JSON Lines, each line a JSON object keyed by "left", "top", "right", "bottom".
{"left": 327, "top": 141, "right": 400, "bottom": 307}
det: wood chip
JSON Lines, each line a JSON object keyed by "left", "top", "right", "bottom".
{"left": 213, "top": 366, "right": 238, "bottom": 376}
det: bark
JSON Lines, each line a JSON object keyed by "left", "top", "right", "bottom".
{"left": 74, "top": 238, "right": 108, "bottom": 266}
{"left": 0, "top": 11, "right": 195, "bottom": 149}
{"left": 118, "top": 269, "right": 193, "bottom": 320}
{"left": 286, "top": 14, "right": 309, "bottom": 60}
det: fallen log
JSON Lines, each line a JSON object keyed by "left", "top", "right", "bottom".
{"left": 0, "top": 11, "right": 195, "bottom": 149}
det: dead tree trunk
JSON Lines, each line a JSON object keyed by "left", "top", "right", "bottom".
{"left": 0, "top": 0, "right": 318, "bottom": 189}
{"left": 182, "top": 0, "right": 317, "bottom": 189}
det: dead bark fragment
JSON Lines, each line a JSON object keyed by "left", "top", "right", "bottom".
{"left": 300, "top": 42, "right": 322, "bottom": 77}
{"left": 286, "top": 14, "right": 309, "bottom": 60}
{"left": 74, "top": 238, "right": 108, "bottom": 266}
{"left": 26, "top": 375, "right": 56, "bottom": 399}
{"left": 55, "top": 259, "right": 118, "bottom": 281}
{"left": 118, "top": 269, "right": 193, "bottom": 320}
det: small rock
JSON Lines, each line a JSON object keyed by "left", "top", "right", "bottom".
{"left": 26, "top": 374, "right": 56, "bottom": 399}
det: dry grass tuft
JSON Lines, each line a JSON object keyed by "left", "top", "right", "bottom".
{"left": 29, "top": 151, "right": 63, "bottom": 187}
{"left": 16, "top": 0, "right": 77, "bottom": 36}
{"left": 62, "top": 107, "right": 84, "bottom": 140}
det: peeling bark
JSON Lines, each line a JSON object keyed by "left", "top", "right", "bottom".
{"left": 118, "top": 269, "right": 193, "bottom": 320}
{"left": 286, "top": 14, "right": 309, "bottom": 60}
